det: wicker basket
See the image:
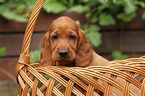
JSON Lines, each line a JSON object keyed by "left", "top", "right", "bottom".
{"left": 15, "top": 0, "right": 145, "bottom": 95}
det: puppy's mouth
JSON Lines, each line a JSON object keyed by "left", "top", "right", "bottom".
{"left": 56, "top": 58, "right": 75, "bottom": 67}
{"left": 58, "top": 58, "right": 71, "bottom": 63}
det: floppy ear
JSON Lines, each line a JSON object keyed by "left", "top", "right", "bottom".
{"left": 75, "top": 29, "right": 93, "bottom": 67}
{"left": 39, "top": 32, "right": 53, "bottom": 66}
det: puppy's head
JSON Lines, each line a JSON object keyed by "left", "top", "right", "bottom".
{"left": 39, "top": 16, "right": 93, "bottom": 67}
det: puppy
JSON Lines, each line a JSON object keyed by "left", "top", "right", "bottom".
{"left": 39, "top": 16, "right": 110, "bottom": 67}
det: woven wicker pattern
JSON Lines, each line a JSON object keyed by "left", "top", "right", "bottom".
{"left": 15, "top": 0, "right": 145, "bottom": 95}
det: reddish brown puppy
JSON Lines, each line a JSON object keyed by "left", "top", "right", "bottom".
{"left": 39, "top": 16, "right": 110, "bottom": 67}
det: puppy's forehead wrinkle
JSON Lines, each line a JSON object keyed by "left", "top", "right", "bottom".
{"left": 49, "top": 17, "right": 78, "bottom": 32}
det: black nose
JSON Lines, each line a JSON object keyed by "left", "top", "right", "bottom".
{"left": 59, "top": 49, "right": 68, "bottom": 57}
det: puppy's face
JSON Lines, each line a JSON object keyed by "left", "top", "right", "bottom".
{"left": 40, "top": 16, "right": 93, "bottom": 67}
{"left": 47, "top": 17, "right": 79, "bottom": 65}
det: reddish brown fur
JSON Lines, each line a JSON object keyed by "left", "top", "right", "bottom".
{"left": 39, "top": 16, "right": 93, "bottom": 67}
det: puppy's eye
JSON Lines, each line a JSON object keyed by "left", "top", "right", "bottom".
{"left": 52, "top": 35, "right": 58, "bottom": 40}
{"left": 69, "top": 35, "right": 76, "bottom": 40}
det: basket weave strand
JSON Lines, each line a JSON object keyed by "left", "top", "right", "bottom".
{"left": 15, "top": 0, "right": 145, "bottom": 95}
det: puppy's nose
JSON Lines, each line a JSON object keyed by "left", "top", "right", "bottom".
{"left": 59, "top": 49, "right": 68, "bottom": 57}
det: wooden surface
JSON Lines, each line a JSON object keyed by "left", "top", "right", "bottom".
{"left": 0, "top": 57, "right": 17, "bottom": 80}
{"left": 0, "top": 11, "right": 86, "bottom": 32}
{"left": 0, "top": 31, "right": 144, "bottom": 56}
{"left": 95, "top": 30, "right": 145, "bottom": 53}
{"left": 0, "top": 33, "right": 44, "bottom": 56}
{"left": 0, "top": 8, "right": 145, "bottom": 32}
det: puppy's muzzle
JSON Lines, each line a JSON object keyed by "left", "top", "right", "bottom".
{"left": 58, "top": 49, "right": 68, "bottom": 57}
